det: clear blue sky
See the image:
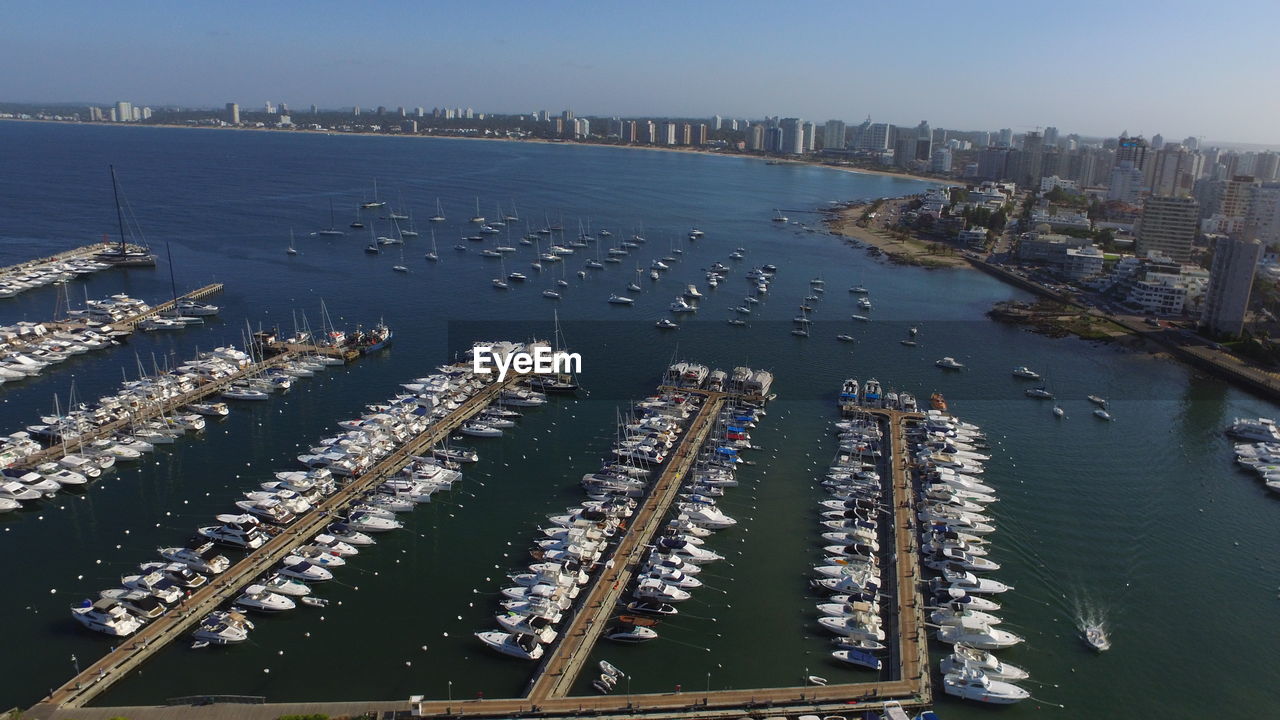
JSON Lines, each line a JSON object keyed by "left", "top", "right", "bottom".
{"left": 4, "top": 0, "right": 1278, "bottom": 144}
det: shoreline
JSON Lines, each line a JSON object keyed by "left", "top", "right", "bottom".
{"left": 0, "top": 117, "right": 942, "bottom": 184}
{"left": 822, "top": 200, "right": 971, "bottom": 269}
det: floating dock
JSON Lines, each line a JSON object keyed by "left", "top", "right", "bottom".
{"left": 31, "top": 372, "right": 529, "bottom": 712}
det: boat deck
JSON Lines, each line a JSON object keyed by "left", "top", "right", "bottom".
{"left": 28, "top": 373, "right": 528, "bottom": 713}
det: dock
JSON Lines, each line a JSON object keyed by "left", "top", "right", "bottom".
{"left": 12, "top": 345, "right": 295, "bottom": 471}
{"left": 31, "top": 372, "right": 528, "bottom": 712}
{"left": 527, "top": 389, "right": 728, "bottom": 701}
{"left": 0, "top": 242, "right": 117, "bottom": 277}
{"left": 25, "top": 395, "right": 935, "bottom": 720}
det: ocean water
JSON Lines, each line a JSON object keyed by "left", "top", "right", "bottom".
{"left": 0, "top": 121, "right": 1276, "bottom": 716}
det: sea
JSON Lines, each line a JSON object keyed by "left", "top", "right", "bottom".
{"left": 0, "top": 121, "right": 1276, "bottom": 717}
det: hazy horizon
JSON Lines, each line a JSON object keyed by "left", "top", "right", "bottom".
{"left": 5, "top": 0, "right": 1279, "bottom": 146}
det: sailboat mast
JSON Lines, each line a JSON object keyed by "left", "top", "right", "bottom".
{"left": 110, "top": 165, "right": 127, "bottom": 253}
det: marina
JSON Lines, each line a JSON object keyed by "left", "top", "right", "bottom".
{"left": 1, "top": 122, "right": 1278, "bottom": 719}
{"left": 33, "top": 354, "right": 536, "bottom": 712}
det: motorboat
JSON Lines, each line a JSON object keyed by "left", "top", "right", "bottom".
{"left": 608, "top": 294, "right": 634, "bottom": 305}
{"left": 71, "top": 598, "right": 144, "bottom": 636}
{"left": 942, "top": 646, "right": 1029, "bottom": 681}
{"left": 1084, "top": 623, "right": 1111, "bottom": 651}
{"left": 935, "top": 619, "right": 1023, "bottom": 649}
{"left": 344, "top": 511, "right": 402, "bottom": 533}
{"left": 1094, "top": 408, "right": 1114, "bottom": 421}
{"left": 605, "top": 623, "right": 658, "bottom": 642}
{"left": 936, "top": 357, "right": 965, "bottom": 370}
{"left": 158, "top": 543, "right": 230, "bottom": 574}
{"left": 1011, "top": 366, "right": 1040, "bottom": 379}
{"left": 832, "top": 648, "right": 882, "bottom": 671}
{"left": 136, "top": 562, "right": 207, "bottom": 590}
{"left": 942, "top": 667, "right": 1029, "bottom": 704}
{"left": 1225, "top": 417, "right": 1280, "bottom": 442}
{"left": 1025, "top": 386, "right": 1054, "bottom": 399}
{"left": 475, "top": 631, "right": 544, "bottom": 660}
{"left": 327, "top": 522, "right": 376, "bottom": 546}
{"left": 836, "top": 334, "right": 855, "bottom": 342}
{"left": 626, "top": 600, "right": 678, "bottom": 616}
{"left": 655, "top": 318, "right": 678, "bottom": 329}
{"left": 235, "top": 584, "right": 296, "bottom": 612}
{"left": 277, "top": 560, "right": 333, "bottom": 583}
{"left": 633, "top": 577, "right": 691, "bottom": 603}
{"left": 191, "top": 609, "right": 254, "bottom": 645}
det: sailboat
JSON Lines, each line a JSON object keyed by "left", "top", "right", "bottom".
{"left": 627, "top": 265, "right": 642, "bottom": 292}
{"left": 361, "top": 179, "right": 386, "bottom": 209}
{"left": 318, "top": 200, "right": 345, "bottom": 236}
{"left": 94, "top": 166, "right": 158, "bottom": 266}
{"left": 287, "top": 229, "right": 299, "bottom": 256}
{"left": 471, "top": 197, "right": 485, "bottom": 224}
{"left": 505, "top": 202, "right": 519, "bottom": 222}
{"left": 491, "top": 203, "right": 506, "bottom": 227}
{"left": 350, "top": 202, "right": 365, "bottom": 229}
{"left": 429, "top": 198, "right": 446, "bottom": 223}
{"left": 392, "top": 245, "right": 408, "bottom": 272}
{"left": 400, "top": 212, "right": 419, "bottom": 238}
{"left": 528, "top": 312, "right": 580, "bottom": 393}
{"left": 425, "top": 229, "right": 440, "bottom": 262}
{"left": 556, "top": 258, "right": 569, "bottom": 288}
{"left": 492, "top": 255, "right": 510, "bottom": 289}
{"left": 365, "top": 223, "right": 380, "bottom": 254}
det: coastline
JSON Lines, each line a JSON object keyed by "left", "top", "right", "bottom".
{"left": 0, "top": 117, "right": 942, "bottom": 184}
{"left": 823, "top": 200, "right": 970, "bottom": 269}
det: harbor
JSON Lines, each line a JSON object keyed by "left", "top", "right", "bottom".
{"left": 2, "top": 122, "right": 1278, "bottom": 719}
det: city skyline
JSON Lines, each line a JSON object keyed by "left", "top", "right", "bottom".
{"left": 5, "top": 0, "right": 1280, "bottom": 146}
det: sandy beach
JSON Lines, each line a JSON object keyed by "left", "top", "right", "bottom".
{"left": 823, "top": 199, "right": 970, "bottom": 269}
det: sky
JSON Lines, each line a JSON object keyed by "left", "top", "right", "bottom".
{"left": 3, "top": 0, "right": 1279, "bottom": 145}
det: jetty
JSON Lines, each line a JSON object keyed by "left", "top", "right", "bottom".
{"left": 30, "top": 372, "right": 529, "bottom": 712}
{"left": 0, "top": 242, "right": 119, "bottom": 277}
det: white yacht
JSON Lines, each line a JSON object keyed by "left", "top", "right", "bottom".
{"left": 935, "top": 619, "right": 1023, "bottom": 649}
{"left": 475, "top": 631, "right": 544, "bottom": 660}
{"left": 942, "top": 667, "right": 1029, "bottom": 704}
{"left": 235, "top": 584, "right": 296, "bottom": 612}
{"left": 277, "top": 559, "right": 334, "bottom": 583}
{"left": 941, "top": 646, "right": 1029, "bottom": 681}
{"left": 935, "top": 357, "right": 965, "bottom": 370}
{"left": 71, "top": 598, "right": 144, "bottom": 636}
{"left": 1225, "top": 417, "right": 1280, "bottom": 442}
{"left": 158, "top": 544, "right": 230, "bottom": 574}
{"left": 608, "top": 294, "right": 634, "bottom": 305}
{"left": 1011, "top": 366, "right": 1040, "bottom": 379}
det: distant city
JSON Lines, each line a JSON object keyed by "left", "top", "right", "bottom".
{"left": 5, "top": 97, "right": 1280, "bottom": 344}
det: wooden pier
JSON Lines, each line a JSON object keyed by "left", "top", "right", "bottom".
{"left": 30, "top": 373, "right": 527, "bottom": 712}
{"left": 527, "top": 390, "right": 728, "bottom": 701}
{"left": 114, "top": 283, "right": 225, "bottom": 329}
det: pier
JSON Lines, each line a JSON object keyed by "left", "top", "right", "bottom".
{"left": 26, "top": 395, "right": 934, "bottom": 720}
{"left": 0, "top": 242, "right": 118, "bottom": 277}
{"left": 527, "top": 389, "right": 728, "bottom": 701}
{"left": 30, "top": 372, "right": 528, "bottom": 713}
{"left": 12, "top": 345, "right": 294, "bottom": 471}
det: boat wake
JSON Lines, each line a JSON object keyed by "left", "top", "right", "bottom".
{"left": 1071, "top": 593, "right": 1111, "bottom": 651}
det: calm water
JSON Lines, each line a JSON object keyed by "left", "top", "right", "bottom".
{"left": 0, "top": 122, "right": 1276, "bottom": 716}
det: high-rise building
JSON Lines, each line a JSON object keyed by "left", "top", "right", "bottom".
{"left": 87, "top": 106, "right": 103, "bottom": 121}
{"left": 679, "top": 123, "right": 692, "bottom": 146}
{"left": 803, "top": 122, "right": 816, "bottom": 152}
{"left": 621, "top": 120, "right": 637, "bottom": 143}
{"left": 397, "top": 106, "right": 406, "bottom": 117}
{"left": 712, "top": 114, "right": 722, "bottom": 130}
{"left": 1018, "top": 131, "right": 1044, "bottom": 188}
{"left": 109, "top": 107, "right": 117, "bottom": 122}
{"left": 914, "top": 121, "right": 932, "bottom": 161}
{"left": 894, "top": 134, "right": 916, "bottom": 169}
{"left": 1149, "top": 145, "right": 1204, "bottom": 197}
{"left": 1116, "top": 135, "right": 1150, "bottom": 171}
{"left": 353, "top": 106, "right": 361, "bottom": 116}
{"left": 857, "top": 121, "right": 889, "bottom": 150}
{"left": 311, "top": 104, "right": 319, "bottom": 114}
{"left": 264, "top": 101, "right": 275, "bottom": 114}
{"left": 765, "top": 126, "right": 784, "bottom": 153}
{"left": 661, "top": 122, "right": 677, "bottom": 146}
{"left": 1254, "top": 152, "right": 1279, "bottom": 182}
{"left": 997, "top": 128, "right": 1013, "bottom": 148}
{"left": 415, "top": 107, "right": 424, "bottom": 118}
{"left": 1042, "top": 126, "right": 1059, "bottom": 147}
{"left": 930, "top": 147, "right": 953, "bottom": 174}
{"left": 1244, "top": 182, "right": 1280, "bottom": 246}
{"left": 779, "top": 118, "right": 805, "bottom": 155}
{"left": 746, "top": 124, "right": 765, "bottom": 151}
{"left": 141, "top": 107, "right": 152, "bottom": 120}
{"left": 574, "top": 118, "right": 590, "bottom": 138}
{"left": 693, "top": 124, "right": 708, "bottom": 146}
{"left": 977, "top": 148, "right": 1009, "bottom": 180}
{"left": 823, "top": 120, "right": 846, "bottom": 150}
{"left": 1136, "top": 196, "right": 1200, "bottom": 262}
{"left": 640, "top": 121, "right": 656, "bottom": 144}
{"left": 1151, "top": 133, "right": 1165, "bottom": 150}
{"left": 1183, "top": 136, "right": 1200, "bottom": 151}
{"left": 114, "top": 101, "right": 133, "bottom": 122}
{"left": 1201, "top": 236, "right": 1261, "bottom": 337}
{"left": 131, "top": 106, "right": 142, "bottom": 121}
{"left": 1108, "top": 161, "right": 1145, "bottom": 203}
